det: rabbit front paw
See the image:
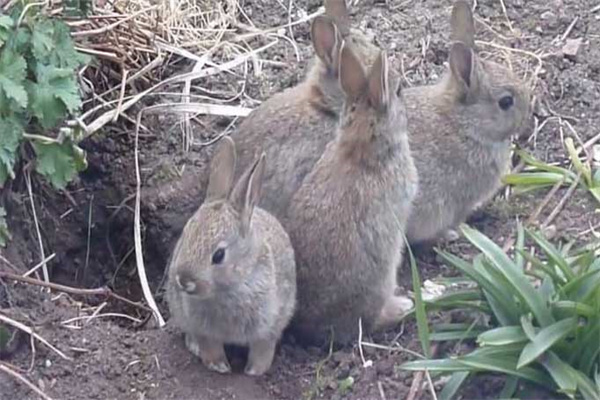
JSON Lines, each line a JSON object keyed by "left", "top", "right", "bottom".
{"left": 186, "top": 334, "right": 231, "bottom": 374}
{"left": 374, "top": 294, "right": 414, "bottom": 330}
{"left": 244, "top": 339, "right": 277, "bottom": 376}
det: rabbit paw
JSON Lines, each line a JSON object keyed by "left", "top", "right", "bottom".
{"left": 186, "top": 334, "right": 231, "bottom": 374}
{"left": 442, "top": 229, "right": 460, "bottom": 242}
{"left": 375, "top": 295, "right": 414, "bottom": 330}
{"left": 244, "top": 339, "right": 277, "bottom": 376}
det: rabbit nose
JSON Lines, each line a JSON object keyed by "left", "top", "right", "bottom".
{"left": 175, "top": 270, "right": 210, "bottom": 295}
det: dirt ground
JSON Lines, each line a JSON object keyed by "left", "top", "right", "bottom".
{"left": 1, "top": 0, "right": 599, "bottom": 399}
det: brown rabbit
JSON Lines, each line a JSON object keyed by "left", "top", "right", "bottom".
{"left": 166, "top": 137, "right": 296, "bottom": 376}
{"left": 403, "top": 0, "right": 531, "bottom": 244}
{"left": 231, "top": 0, "right": 379, "bottom": 220}
{"left": 286, "top": 43, "right": 418, "bottom": 345}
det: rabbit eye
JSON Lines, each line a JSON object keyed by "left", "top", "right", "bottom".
{"left": 211, "top": 248, "right": 225, "bottom": 265}
{"left": 498, "top": 95, "right": 514, "bottom": 111}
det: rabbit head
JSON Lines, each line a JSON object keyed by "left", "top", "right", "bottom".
{"left": 307, "top": 0, "right": 379, "bottom": 113}
{"left": 439, "top": 0, "right": 531, "bottom": 143}
{"left": 337, "top": 42, "right": 407, "bottom": 165}
{"left": 169, "top": 137, "right": 269, "bottom": 300}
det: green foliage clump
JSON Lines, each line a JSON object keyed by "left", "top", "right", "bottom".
{"left": 403, "top": 224, "right": 600, "bottom": 400}
{"left": 0, "top": 9, "right": 89, "bottom": 191}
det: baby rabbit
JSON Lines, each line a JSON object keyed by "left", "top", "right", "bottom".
{"left": 231, "top": 0, "right": 379, "bottom": 220}
{"left": 403, "top": 0, "right": 531, "bottom": 244}
{"left": 167, "top": 136, "right": 296, "bottom": 376}
{"left": 286, "top": 43, "right": 418, "bottom": 345}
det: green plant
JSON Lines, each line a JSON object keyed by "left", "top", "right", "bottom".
{"left": 0, "top": 206, "right": 10, "bottom": 247}
{"left": 504, "top": 147, "right": 600, "bottom": 205}
{"left": 402, "top": 224, "right": 600, "bottom": 400}
{"left": 0, "top": 8, "right": 89, "bottom": 191}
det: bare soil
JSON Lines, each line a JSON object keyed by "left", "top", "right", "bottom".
{"left": 1, "top": 0, "right": 599, "bottom": 399}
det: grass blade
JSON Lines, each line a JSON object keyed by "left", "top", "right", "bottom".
{"left": 430, "top": 330, "right": 482, "bottom": 341}
{"left": 540, "top": 351, "right": 577, "bottom": 398}
{"left": 477, "top": 326, "right": 529, "bottom": 346}
{"left": 437, "top": 250, "right": 519, "bottom": 325}
{"left": 498, "top": 376, "right": 519, "bottom": 399}
{"left": 578, "top": 317, "right": 600, "bottom": 376}
{"left": 526, "top": 229, "right": 576, "bottom": 281}
{"left": 517, "top": 317, "right": 578, "bottom": 369}
{"left": 400, "top": 358, "right": 470, "bottom": 372}
{"left": 553, "top": 301, "right": 596, "bottom": 318}
{"left": 515, "top": 222, "right": 525, "bottom": 271}
{"left": 440, "top": 371, "right": 470, "bottom": 400}
{"left": 457, "top": 355, "right": 552, "bottom": 386}
{"left": 461, "top": 225, "right": 554, "bottom": 327}
{"left": 406, "top": 240, "right": 431, "bottom": 358}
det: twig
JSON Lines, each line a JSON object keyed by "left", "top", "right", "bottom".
{"left": 24, "top": 171, "right": 49, "bottom": 283}
{"left": 526, "top": 179, "right": 565, "bottom": 226}
{"left": 406, "top": 343, "right": 440, "bottom": 400}
{"left": 0, "top": 313, "right": 71, "bottom": 361}
{"left": 358, "top": 317, "right": 369, "bottom": 367}
{"left": 0, "top": 361, "right": 53, "bottom": 400}
{"left": 377, "top": 381, "right": 387, "bottom": 400}
{"left": 541, "top": 173, "right": 582, "bottom": 229}
{"left": 0, "top": 271, "right": 150, "bottom": 313}
{"left": 425, "top": 369, "right": 439, "bottom": 400}
{"left": 0, "top": 254, "right": 19, "bottom": 271}
{"left": 71, "top": 6, "right": 159, "bottom": 37}
{"left": 134, "top": 110, "right": 166, "bottom": 328}
{"left": 22, "top": 253, "right": 56, "bottom": 278}
{"left": 84, "top": 40, "right": 277, "bottom": 136}
{"left": 560, "top": 17, "right": 579, "bottom": 41}
{"left": 499, "top": 0, "right": 514, "bottom": 33}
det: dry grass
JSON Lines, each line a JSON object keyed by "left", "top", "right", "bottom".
{"left": 32, "top": 0, "right": 319, "bottom": 143}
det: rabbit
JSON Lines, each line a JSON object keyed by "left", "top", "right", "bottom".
{"left": 285, "top": 42, "right": 418, "bottom": 345}
{"left": 230, "top": 0, "right": 379, "bottom": 221}
{"left": 166, "top": 136, "right": 296, "bottom": 376}
{"left": 403, "top": 0, "right": 532, "bottom": 244}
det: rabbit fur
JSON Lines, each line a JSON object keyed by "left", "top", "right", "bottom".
{"left": 230, "top": 0, "right": 379, "bottom": 220}
{"left": 286, "top": 44, "right": 418, "bottom": 345}
{"left": 403, "top": 1, "right": 531, "bottom": 243}
{"left": 167, "top": 137, "right": 296, "bottom": 376}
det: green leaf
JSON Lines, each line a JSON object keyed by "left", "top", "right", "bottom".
{"left": 569, "top": 365, "right": 600, "bottom": 400}
{"left": 461, "top": 225, "right": 554, "bottom": 327}
{"left": 552, "top": 301, "right": 596, "bottom": 318}
{"left": 0, "top": 206, "right": 11, "bottom": 247}
{"left": 32, "top": 19, "right": 89, "bottom": 69}
{"left": 31, "top": 19, "right": 55, "bottom": 64}
{"left": 540, "top": 351, "right": 577, "bottom": 398}
{"left": 515, "top": 222, "right": 525, "bottom": 271}
{"left": 430, "top": 330, "right": 482, "bottom": 341}
{"left": 401, "top": 358, "right": 468, "bottom": 372}
{"left": 28, "top": 64, "right": 81, "bottom": 129}
{"left": 515, "top": 148, "right": 577, "bottom": 178}
{"left": 440, "top": 371, "right": 470, "bottom": 400}
{"left": 498, "top": 376, "right": 519, "bottom": 399}
{"left": 477, "top": 326, "right": 529, "bottom": 346}
{"left": 0, "top": 15, "right": 14, "bottom": 48}
{"left": 437, "top": 250, "right": 519, "bottom": 325}
{"left": 527, "top": 229, "right": 576, "bottom": 281}
{"left": 517, "top": 317, "right": 578, "bottom": 369}
{"left": 457, "top": 355, "right": 552, "bottom": 386}
{"left": 32, "top": 137, "right": 87, "bottom": 189}
{"left": 0, "top": 48, "right": 28, "bottom": 109}
{"left": 407, "top": 240, "right": 431, "bottom": 358}
{"left": 503, "top": 172, "right": 569, "bottom": 186}
{"left": 0, "top": 116, "right": 23, "bottom": 187}
{"left": 577, "top": 317, "right": 600, "bottom": 376}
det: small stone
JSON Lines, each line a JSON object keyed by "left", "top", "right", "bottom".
{"left": 563, "top": 38, "right": 583, "bottom": 60}
{"left": 541, "top": 11, "right": 556, "bottom": 20}
{"left": 592, "top": 145, "right": 600, "bottom": 163}
{"left": 45, "top": 359, "right": 52, "bottom": 368}
{"left": 543, "top": 225, "right": 557, "bottom": 240}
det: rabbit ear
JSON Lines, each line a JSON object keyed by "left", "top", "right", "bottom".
{"left": 311, "top": 16, "right": 341, "bottom": 70}
{"left": 450, "top": 0, "right": 475, "bottom": 49}
{"left": 367, "top": 51, "right": 390, "bottom": 111}
{"left": 324, "top": 0, "right": 350, "bottom": 36}
{"left": 339, "top": 41, "right": 367, "bottom": 102}
{"left": 449, "top": 42, "right": 479, "bottom": 99}
{"left": 206, "top": 136, "right": 236, "bottom": 202}
{"left": 230, "top": 152, "right": 266, "bottom": 236}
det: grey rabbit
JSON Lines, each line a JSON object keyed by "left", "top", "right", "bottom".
{"left": 286, "top": 43, "right": 418, "bottom": 345}
{"left": 231, "top": 0, "right": 529, "bottom": 245}
{"left": 231, "top": 0, "right": 378, "bottom": 220}
{"left": 403, "top": 0, "right": 531, "bottom": 244}
{"left": 167, "top": 136, "right": 296, "bottom": 376}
